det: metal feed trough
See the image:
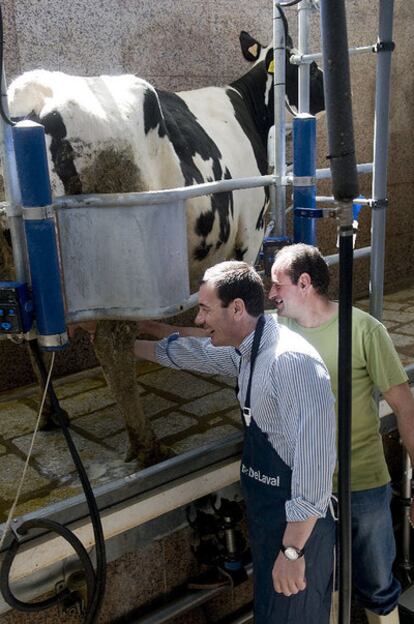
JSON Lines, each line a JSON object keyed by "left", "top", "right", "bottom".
{"left": 53, "top": 175, "right": 275, "bottom": 324}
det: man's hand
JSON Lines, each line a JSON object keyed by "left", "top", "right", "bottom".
{"left": 272, "top": 551, "right": 306, "bottom": 596}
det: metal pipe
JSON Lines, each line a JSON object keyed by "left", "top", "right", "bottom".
{"left": 54, "top": 175, "right": 275, "bottom": 209}
{"left": 272, "top": 2, "right": 287, "bottom": 237}
{"left": 317, "top": 196, "right": 372, "bottom": 205}
{"left": 317, "top": 162, "right": 372, "bottom": 179}
{"left": 325, "top": 246, "right": 371, "bottom": 267}
{"left": 297, "top": 0, "right": 311, "bottom": 113}
{"left": 369, "top": 0, "right": 395, "bottom": 322}
{"left": 290, "top": 44, "right": 377, "bottom": 65}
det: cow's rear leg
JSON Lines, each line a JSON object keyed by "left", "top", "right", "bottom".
{"left": 93, "top": 320, "right": 167, "bottom": 466}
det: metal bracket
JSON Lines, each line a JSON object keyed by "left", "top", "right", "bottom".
{"left": 293, "top": 175, "right": 316, "bottom": 187}
{"left": 242, "top": 407, "right": 251, "bottom": 427}
{"left": 22, "top": 205, "right": 55, "bottom": 220}
{"left": 294, "top": 207, "right": 323, "bottom": 218}
{"left": 373, "top": 40, "right": 395, "bottom": 53}
{"left": 370, "top": 198, "right": 388, "bottom": 211}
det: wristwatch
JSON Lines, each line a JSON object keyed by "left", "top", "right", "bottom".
{"left": 281, "top": 545, "right": 304, "bottom": 561}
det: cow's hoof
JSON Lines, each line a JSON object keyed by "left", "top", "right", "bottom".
{"left": 125, "top": 443, "right": 175, "bottom": 467}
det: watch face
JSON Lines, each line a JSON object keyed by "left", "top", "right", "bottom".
{"left": 284, "top": 547, "right": 300, "bottom": 560}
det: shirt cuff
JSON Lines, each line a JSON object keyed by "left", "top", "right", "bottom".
{"left": 285, "top": 497, "right": 327, "bottom": 522}
{"left": 154, "top": 332, "right": 181, "bottom": 369}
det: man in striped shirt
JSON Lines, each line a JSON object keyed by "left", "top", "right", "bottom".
{"left": 135, "top": 260, "right": 336, "bottom": 624}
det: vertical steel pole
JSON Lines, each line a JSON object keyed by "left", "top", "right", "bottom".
{"left": 273, "top": 1, "right": 287, "bottom": 238}
{"left": 369, "top": 0, "right": 395, "bottom": 321}
{"left": 263, "top": 3, "right": 290, "bottom": 275}
{"left": 297, "top": 0, "right": 311, "bottom": 113}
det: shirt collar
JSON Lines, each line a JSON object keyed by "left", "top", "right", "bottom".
{"left": 236, "top": 314, "right": 279, "bottom": 361}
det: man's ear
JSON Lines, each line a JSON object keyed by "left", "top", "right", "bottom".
{"left": 233, "top": 297, "right": 246, "bottom": 318}
{"left": 298, "top": 273, "right": 312, "bottom": 291}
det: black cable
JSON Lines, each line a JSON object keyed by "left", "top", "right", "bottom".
{"left": 29, "top": 340, "right": 70, "bottom": 429}
{"left": 0, "top": 343, "right": 107, "bottom": 623}
{"left": 0, "top": 2, "right": 15, "bottom": 127}
{"left": 277, "top": 0, "right": 303, "bottom": 7}
{"left": 27, "top": 344, "right": 107, "bottom": 624}
{"left": 0, "top": 519, "right": 96, "bottom": 612}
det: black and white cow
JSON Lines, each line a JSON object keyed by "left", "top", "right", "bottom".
{"left": 5, "top": 29, "right": 325, "bottom": 465}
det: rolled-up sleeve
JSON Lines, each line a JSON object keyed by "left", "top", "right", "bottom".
{"left": 276, "top": 353, "right": 336, "bottom": 521}
{"left": 155, "top": 334, "right": 239, "bottom": 377}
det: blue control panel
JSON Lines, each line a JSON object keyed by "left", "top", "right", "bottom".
{"left": 0, "top": 282, "right": 33, "bottom": 334}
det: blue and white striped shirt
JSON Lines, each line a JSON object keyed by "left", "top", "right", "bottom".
{"left": 155, "top": 314, "right": 336, "bottom": 522}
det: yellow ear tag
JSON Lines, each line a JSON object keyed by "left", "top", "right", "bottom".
{"left": 268, "top": 59, "right": 275, "bottom": 75}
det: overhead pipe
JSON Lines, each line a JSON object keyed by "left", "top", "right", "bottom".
{"left": 320, "top": 2, "right": 359, "bottom": 624}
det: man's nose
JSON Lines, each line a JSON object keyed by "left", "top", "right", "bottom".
{"left": 269, "top": 285, "right": 276, "bottom": 299}
{"left": 195, "top": 310, "right": 204, "bottom": 325}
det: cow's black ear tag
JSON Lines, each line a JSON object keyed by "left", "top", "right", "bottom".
{"left": 267, "top": 59, "right": 275, "bottom": 75}
{"left": 239, "top": 31, "right": 262, "bottom": 62}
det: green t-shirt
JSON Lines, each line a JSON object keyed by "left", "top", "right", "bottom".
{"left": 278, "top": 307, "right": 408, "bottom": 491}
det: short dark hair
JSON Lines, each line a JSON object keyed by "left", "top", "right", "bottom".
{"left": 202, "top": 261, "right": 264, "bottom": 316}
{"left": 274, "top": 244, "right": 330, "bottom": 296}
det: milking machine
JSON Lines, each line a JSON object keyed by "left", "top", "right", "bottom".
{"left": 0, "top": 16, "right": 107, "bottom": 616}
{"left": 187, "top": 497, "right": 248, "bottom": 589}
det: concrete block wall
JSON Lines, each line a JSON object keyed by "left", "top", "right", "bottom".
{"left": 0, "top": 2, "right": 413, "bottom": 377}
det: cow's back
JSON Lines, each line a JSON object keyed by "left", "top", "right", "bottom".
{"left": 8, "top": 70, "right": 183, "bottom": 197}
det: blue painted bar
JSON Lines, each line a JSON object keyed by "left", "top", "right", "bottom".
{"left": 293, "top": 114, "right": 321, "bottom": 245}
{"left": 13, "top": 121, "right": 67, "bottom": 349}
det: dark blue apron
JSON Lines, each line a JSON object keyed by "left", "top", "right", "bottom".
{"left": 239, "top": 316, "right": 335, "bottom": 623}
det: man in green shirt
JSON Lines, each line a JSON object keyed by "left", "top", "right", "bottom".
{"left": 270, "top": 243, "right": 414, "bottom": 624}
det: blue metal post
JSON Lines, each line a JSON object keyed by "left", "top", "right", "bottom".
{"left": 12, "top": 120, "right": 67, "bottom": 350}
{"left": 293, "top": 114, "right": 320, "bottom": 244}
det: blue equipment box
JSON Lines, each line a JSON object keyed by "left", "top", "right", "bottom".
{"left": 0, "top": 282, "right": 33, "bottom": 334}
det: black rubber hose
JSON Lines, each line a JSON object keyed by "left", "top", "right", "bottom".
{"left": 1, "top": 343, "right": 107, "bottom": 623}
{"left": 0, "top": 518, "right": 96, "bottom": 612}
{"left": 319, "top": 2, "right": 359, "bottom": 623}
{"left": 29, "top": 341, "right": 70, "bottom": 428}
{"left": 337, "top": 231, "right": 353, "bottom": 624}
